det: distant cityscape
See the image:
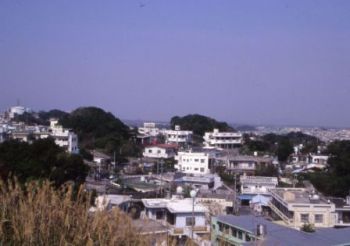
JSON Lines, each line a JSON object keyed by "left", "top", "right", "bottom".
{"left": 1, "top": 104, "right": 350, "bottom": 245}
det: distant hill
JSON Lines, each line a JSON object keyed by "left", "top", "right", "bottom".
{"left": 60, "top": 107, "right": 131, "bottom": 153}
{"left": 12, "top": 109, "right": 68, "bottom": 126}
{"left": 170, "top": 114, "right": 235, "bottom": 136}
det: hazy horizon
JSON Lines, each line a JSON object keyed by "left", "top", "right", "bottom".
{"left": 1, "top": 1, "right": 350, "bottom": 127}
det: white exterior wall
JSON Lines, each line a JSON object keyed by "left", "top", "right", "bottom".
{"left": 240, "top": 176, "right": 278, "bottom": 195}
{"left": 203, "top": 129, "right": 242, "bottom": 148}
{"left": 49, "top": 119, "right": 79, "bottom": 154}
{"left": 9, "top": 106, "right": 27, "bottom": 118}
{"left": 143, "top": 146, "right": 175, "bottom": 159}
{"left": 175, "top": 213, "right": 206, "bottom": 227}
{"left": 310, "top": 155, "right": 329, "bottom": 165}
{"left": 162, "top": 129, "right": 193, "bottom": 145}
{"left": 175, "top": 152, "right": 211, "bottom": 175}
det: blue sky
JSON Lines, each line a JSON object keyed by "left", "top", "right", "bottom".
{"left": 0, "top": 0, "right": 349, "bottom": 127}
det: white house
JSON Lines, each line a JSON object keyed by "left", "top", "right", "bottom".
{"left": 269, "top": 188, "right": 336, "bottom": 228}
{"left": 8, "top": 105, "right": 31, "bottom": 119}
{"left": 143, "top": 144, "right": 177, "bottom": 159}
{"left": 222, "top": 154, "right": 275, "bottom": 175}
{"left": 310, "top": 154, "right": 329, "bottom": 165}
{"left": 175, "top": 150, "right": 217, "bottom": 175}
{"left": 138, "top": 122, "right": 160, "bottom": 137}
{"left": 142, "top": 197, "right": 209, "bottom": 236}
{"left": 203, "top": 129, "right": 242, "bottom": 149}
{"left": 49, "top": 119, "right": 79, "bottom": 154}
{"left": 161, "top": 125, "right": 192, "bottom": 147}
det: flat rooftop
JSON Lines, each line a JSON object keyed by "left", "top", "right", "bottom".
{"left": 216, "top": 215, "right": 350, "bottom": 246}
{"left": 142, "top": 198, "right": 208, "bottom": 213}
{"left": 271, "top": 188, "right": 330, "bottom": 205}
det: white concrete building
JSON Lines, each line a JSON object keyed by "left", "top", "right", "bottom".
{"left": 142, "top": 197, "right": 209, "bottom": 237}
{"left": 8, "top": 105, "right": 31, "bottom": 119}
{"left": 175, "top": 150, "right": 216, "bottom": 175}
{"left": 240, "top": 175, "right": 278, "bottom": 195}
{"left": 49, "top": 119, "right": 79, "bottom": 154}
{"left": 143, "top": 144, "right": 177, "bottom": 159}
{"left": 203, "top": 129, "right": 242, "bottom": 149}
{"left": 310, "top": 154, "right": 329, "bottom": 165}
{"left": 161, "top": 125, "right": 192, "bottom": 147}
{"left": 221, "top": 154, "right": 275, "bottom": 175}
{"left": 138, "top": 122, "right": 160, "bottom": 137}
{"left": 269, "top": 188, "right": 336, "bottom": 228}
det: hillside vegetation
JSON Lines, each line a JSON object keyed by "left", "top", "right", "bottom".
{"left": 170, "top": 114, "right": 234, "bottom": 136}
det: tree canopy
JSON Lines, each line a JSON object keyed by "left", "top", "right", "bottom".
{"left": 307, "top": 140, "right": 350, "bottom": 197}
{"left": 60, "top": 107, "right": 131, "bottom": 154}
{"left": 170, "top": 114, "right": 234, "bottom": 136}
{"left": 0, "top": 138, "right": 88, "bottom": 186}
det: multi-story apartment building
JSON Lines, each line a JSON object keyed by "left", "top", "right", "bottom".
{"left": 174, "top": 149, "right": 218, "bottom": 175}
{"left": 203, "top": 129, "right": 242, "bottom": 149}
{"left": 222, "top": 154, "right": 275, "bottom": 175}
{"left": 162, "top": 125, "right": 192, "bottom": 147}
{"left": 269, "top": 188, "right": 336, "bottom": 228}
{"left": 49, "top": 119, "right": 79, "bottom": 154}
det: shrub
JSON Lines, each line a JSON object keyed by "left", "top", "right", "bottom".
{"left": 301, "top": 223, "right": 315, "bottom": 233}
{"left": 0, "top": 178, "right": 149, "bottom": 245}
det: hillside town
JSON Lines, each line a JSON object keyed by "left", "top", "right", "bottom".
{"left": 1, "top": 105, "right": 350, "bottom": 245}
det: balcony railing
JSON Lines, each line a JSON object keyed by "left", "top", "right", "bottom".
{"left": 268, "top": 201, "right": 293, "bottom": 225}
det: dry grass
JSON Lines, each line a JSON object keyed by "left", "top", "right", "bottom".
{"left": 0, "top": 178, "right": 150, "bottom": 246}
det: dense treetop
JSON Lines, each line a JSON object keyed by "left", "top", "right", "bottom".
{"left": 0, "top": 138, "right": 88, "bottom": 186}
{"left": 307, "top": 140, "right": 350, "bottom": 197}
{"left": 170, "top": 114, "right": 234, "bottom": 136}
{"left": 59, "top": 107, "right": 131, "bottom": 154}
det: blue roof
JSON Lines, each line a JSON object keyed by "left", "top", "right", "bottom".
{"left": 238, "top": 194, "right": 255, "bottom": 200}
{"left": 215, "top": 215, "right": 350, "bottom": 246}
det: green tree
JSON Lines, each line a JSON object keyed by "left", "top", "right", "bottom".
{"left": 0, "top": 139, "right": 88, "bottom": 187}
{"left": 170, "top": 114, "right": 234, "bottom": 138}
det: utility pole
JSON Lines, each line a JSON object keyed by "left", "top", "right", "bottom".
{"left": 160, "top": 159, "right": 164, "bottom": 196}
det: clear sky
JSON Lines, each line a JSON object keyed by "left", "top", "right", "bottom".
{"left": 0, "top": 0, "right": 349, "bottom": 127}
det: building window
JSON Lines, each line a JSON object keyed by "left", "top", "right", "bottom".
{"left": 238, "top": 230, "right": 243, "bottom": 239}
{"left": 200, "top": 168, "right": 205, "bottom": 172}
{"left": 156, "top": 211, "right": 164, "bottom": 220}
{"left": 194, "top": 168, "right": 199, "bottom": 171}
{"left": 194, "top": 159, "right": 199, "bottom": 162}
{"left": 201, "top": 159, "right": 205, "bottom": 163}
{"left": 157, "top": 150, "right": 161, "bottom": 154}
{"left": 186, "top": 217, "right": 195, "bottom": 226}
{"left": 231, "top": 228, "right": 237, "bottom": 237}
{"left": 246, "top": 234, "right": 251, "bottom": 242}
{"left": 301, "top": 214, "right": 309, "bottom": 223}
{"left": 315, "top": 214, "right": 323, "bottom": 223}
{"left": 218, "top": 222, "right": 224, "bottom": 232}
{"left": 148, "top": 149, "right": 152, "bottom": 153}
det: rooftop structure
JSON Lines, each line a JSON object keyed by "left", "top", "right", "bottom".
{"left": 240, "top": 175, "right": 278, "bottom": 196}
